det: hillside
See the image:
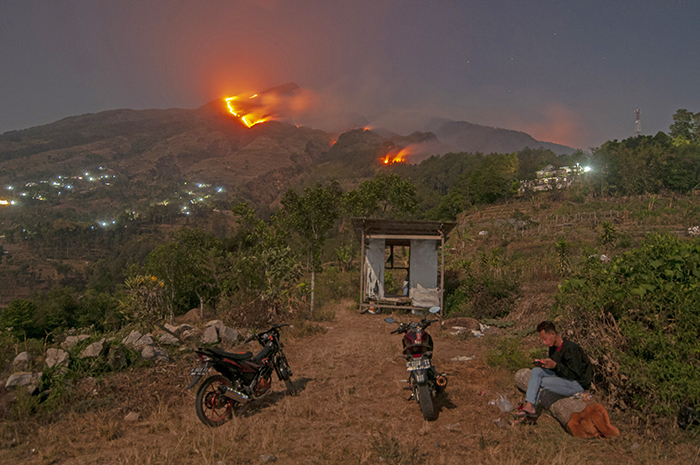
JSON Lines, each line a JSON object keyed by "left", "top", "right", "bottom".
{"left": 0, "top": 88, "right": 577, "bottom": 215}
{"left": 2, "top": 195, "right": 700, "bottom": 463}
{"left": 1, "top": 302, "right": 697, "bottom": 464}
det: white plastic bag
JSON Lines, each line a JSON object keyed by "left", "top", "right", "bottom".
{"left": 493, "top": 393, "right": 514, "bottom": 413}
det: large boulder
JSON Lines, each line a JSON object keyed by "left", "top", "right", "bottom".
{"left": 158, "top": 333, "right": 180, "bottom": 346}
{"left": 5, "top": 372, "right": 42, "bottom": 389}
{"left": 219, "top": 326, "right": 240, "bottom": 345}
{"left": 141, "top": 346, "right": 169, "bottom": 362}
{"left": 13, "top": 352, "right": 31, "bottom": 367}
{"left": 134, "top": 334, "right": 154, "bottom": 348}
{"left": 122, "top": 330, "right": 142, "bottom": 347}
{"left": 201, "top": 325, "right": 219, "bottom": 344}
{"left": 45, "top": 348, "right": 70, "bottom": 369}
{"left": 205, "top": 320, "right": 225, "bottom": 332}
{"left": 80, "top": 338, "right": 106, "bottom": 358}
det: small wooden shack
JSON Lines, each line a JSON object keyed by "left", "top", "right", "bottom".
{"left": 352, "top": 218, "right": 456, "bottom": 313}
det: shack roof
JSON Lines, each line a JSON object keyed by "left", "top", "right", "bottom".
{"left": 351, "top": 218, "right": 456, "bottom": 244}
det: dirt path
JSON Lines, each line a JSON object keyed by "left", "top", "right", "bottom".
{"left": 0, "top": 303, "right": 679, "bottom": 464}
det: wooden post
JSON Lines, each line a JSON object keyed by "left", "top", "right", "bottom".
{"left": 359, "top": 229, "right": 366, "bottom": 312}
{"left": 440, "top": 230, "right": 445, "bottom": 311}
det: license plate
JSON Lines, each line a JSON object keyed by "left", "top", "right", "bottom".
{"left": 406, "top": 358, "right": 431, "bottom": 371}
{"left": 189, "top": 363, "right": 210, "bottom": 377}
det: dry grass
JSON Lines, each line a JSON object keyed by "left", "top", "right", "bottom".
{"left": 1, "top": 301, "right": 699, "bottom": 464}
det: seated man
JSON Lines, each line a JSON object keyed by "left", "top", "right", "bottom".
{"left": 515, "top": 320, "right": 593, "bottom": 417}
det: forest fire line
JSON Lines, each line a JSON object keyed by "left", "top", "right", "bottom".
{"left": 224, "top": 95, "right": 270, "bottom": 128}
{"left": 381, "top": 147, "right": 410, "bottom": 164}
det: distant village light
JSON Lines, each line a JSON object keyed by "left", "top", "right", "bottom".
{"left": 584, "top": 166, "right": 592, "bottom": 172}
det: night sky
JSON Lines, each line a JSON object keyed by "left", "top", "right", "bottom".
{"left": 1, "top": 0, "right": 698, "bottom": 149}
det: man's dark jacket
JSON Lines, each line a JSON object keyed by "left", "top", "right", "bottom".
{"left": 549, "top": 339, "right": 593, "bottom": 390}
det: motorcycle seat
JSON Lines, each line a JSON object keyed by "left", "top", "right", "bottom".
{"left": 208, "top": 347, "right": 253, "bottom": 361}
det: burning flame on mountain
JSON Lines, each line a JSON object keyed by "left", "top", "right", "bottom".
{"left": 381, "top": 146, "right": 410, "bottom": 164}
{"left": 222, "top": 83, "right": 312, "bottom": 128}
{"left": 224, "top": 94, "right": 269, "bottom": 127}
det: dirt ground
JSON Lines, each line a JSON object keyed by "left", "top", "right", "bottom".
{"left": 1, "top": 302, "right": 698, "bottom": 465}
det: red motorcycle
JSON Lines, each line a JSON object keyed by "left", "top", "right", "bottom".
{"left": 186, "top": 323, "right": 296, "bottom": 427}
{"left": 385, "top": 307, "right": 447, "bottom": 421}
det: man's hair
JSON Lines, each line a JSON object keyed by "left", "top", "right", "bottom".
{"left": 537, "top": 321, "right": 557, "bottom": 334}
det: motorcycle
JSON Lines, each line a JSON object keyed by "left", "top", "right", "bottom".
{"left": 186, "top": 323, "right": 296, "bottom": 427}
{"left": 385, "top": 306, "right": 447, "bottom": 421}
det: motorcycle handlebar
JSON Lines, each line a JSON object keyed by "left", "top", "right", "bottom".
{"left": 245, "top": 323, "right": 291, "bottom": 344}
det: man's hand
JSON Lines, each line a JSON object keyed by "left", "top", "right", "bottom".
{"left": 541, "top": 358, "right": 556, "bottom": 369}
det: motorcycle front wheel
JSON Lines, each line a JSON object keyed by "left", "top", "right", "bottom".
{"left": 417, "top": 384, "right": 436, "bottom": 421}
{"left": 195, "top": 375, "right": 239, "bottom": 427}
{"left": 276, "top": 354, "right": 297, "bottom": 396}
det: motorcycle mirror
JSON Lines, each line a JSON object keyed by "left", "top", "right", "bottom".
{"left": 384, "top": 317, "right": 395, "bottom": 324}
{"left": 429, "top": 306, "right": 441, "bottom": 314}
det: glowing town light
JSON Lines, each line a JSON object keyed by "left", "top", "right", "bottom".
{"left": 6, "top": 186, "right": 12, "bottom": 190}
{"left": 0, "top": 200, "right": 8, "bottom": 206}
{"left": 583, "top": 166, "right": 592, "bottom": 172}
{"left": 216, "top": 187, "right": 224, "bottom": 193}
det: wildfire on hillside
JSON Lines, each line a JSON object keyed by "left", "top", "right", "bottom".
{"left": 224, "top": 94, "right": 270, "bottom": 128}
{"left": 222, "top": 83, "right": 312, "bottom": 128}
{"left": 381, "top": 146, "right": 411, "bottom": 165}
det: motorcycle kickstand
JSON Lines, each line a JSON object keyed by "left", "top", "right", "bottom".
{"left": 406, "top": 393, "right": 415, "bottom": 401}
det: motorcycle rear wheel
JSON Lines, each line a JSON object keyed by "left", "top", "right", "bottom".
{"left": 417, "top": 384, "right": 436, "bottom": 421}
{"left": 195, "top": 375, "right": 239, "bottom": 427}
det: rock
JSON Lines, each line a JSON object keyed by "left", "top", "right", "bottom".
{"left": 478, "top": 230, "right": 488, "bottom": 236}
{"left": 441, "top": 317, "right": 480, "bottom": 332}
{"left": 158, "top": 333, "right": 180, "bottom": 346}
{"left": 177, "top": 324, "right": 194, "bottom": 333}
{"left": 181, "top": 329, "right": 201, "bottom": 341}
{"left": 108, "top": 347, "right": 127, "bottom": 371}
{"left": 80, "top": 339, "right": 106, "bottom": 358}
{"left": 62, "top": 336, "right": 80, "bottom": 349}
{"left": 205, "top": 320, "right": 225, "bottom": 332}
{"left": 134, "top": 334, "right": 154, "bottom": 347}
{"left": 164, "top": 323, "right": 179, "bottom": 334}
{"left": 141, "top": 345, "right": 169, "bottom": 362}
{"left": 450, "top": 355, "right": 475, "bottom": 362}
{"left": 219, "top": 326, "right": 240, "bottom": 344}
{"left": 5, "top": 372, "right": 41, "bottom": 389}
{"left": 124, "top": 411, "right": 140, "bottom": 422}
{"left": 259, "top": 455, "right": 277, "bottom": 463}
{"left": 122, "top": 330, "right": 142, "bottom": 347}
{"left": 45, "top": 348, "right": 70, "bottom": 369}
{"left": 201, "top": 325, "right": 219, "bottom": 344}
{"left": 78, "top": 335, "right": 90, "bottom": 342}
{"left": 176, "top": 308, "right": 201, "bottom": 325}
{"left": 13, "top": 351, "right": 31, "bottom": 367}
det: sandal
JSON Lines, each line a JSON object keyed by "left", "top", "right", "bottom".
{"left": 512, "top": 409, "right": 537, "bottom": 418}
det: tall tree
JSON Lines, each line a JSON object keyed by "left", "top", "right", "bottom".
{"left": 280, "top": 181, "right": 344, "bottom": 316}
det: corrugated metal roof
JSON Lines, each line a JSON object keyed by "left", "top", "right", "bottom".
{"left": 351, "top": 217, "right": 457, "bottom": 240}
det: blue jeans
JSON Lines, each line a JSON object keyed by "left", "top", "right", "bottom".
{"left": 526, "top": 367, "right": 583, "bottom": 406}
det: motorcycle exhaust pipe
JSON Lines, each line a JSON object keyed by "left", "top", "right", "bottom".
{"left": 222, "top": 387, "right": 251, "bottom": 404}
{"left": 436, "top": 375, "right": 448, "bottom": 388}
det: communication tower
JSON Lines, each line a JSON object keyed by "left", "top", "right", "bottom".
{"left": 635, "top": 109, "right": 641, "bottom": 137}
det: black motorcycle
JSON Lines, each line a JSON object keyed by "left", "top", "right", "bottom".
{"left": 385, "top": 306, "right": 447, "bottom": 421}
{"left": 186, "top": 323, "right": 296, "bottom": 427}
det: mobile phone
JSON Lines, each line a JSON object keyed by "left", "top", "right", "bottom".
{"left": 533, "top": 359, "right": 543, "bottom": 367}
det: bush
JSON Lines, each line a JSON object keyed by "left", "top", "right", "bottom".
{"left": 556, "top": 233, "right": 700, "bottom": 416}
{"left": 444, "top": 270, "right": 521, "bottom": 320}
{"left": 485, "top": 337, "right": 543, "bottom": 372}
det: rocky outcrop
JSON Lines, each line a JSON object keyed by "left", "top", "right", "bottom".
{"left": 45, "top": 348, "right": 70, "bottom": 369}
{"left": 80, "top": 338, "right": 106, "bottom": 358}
